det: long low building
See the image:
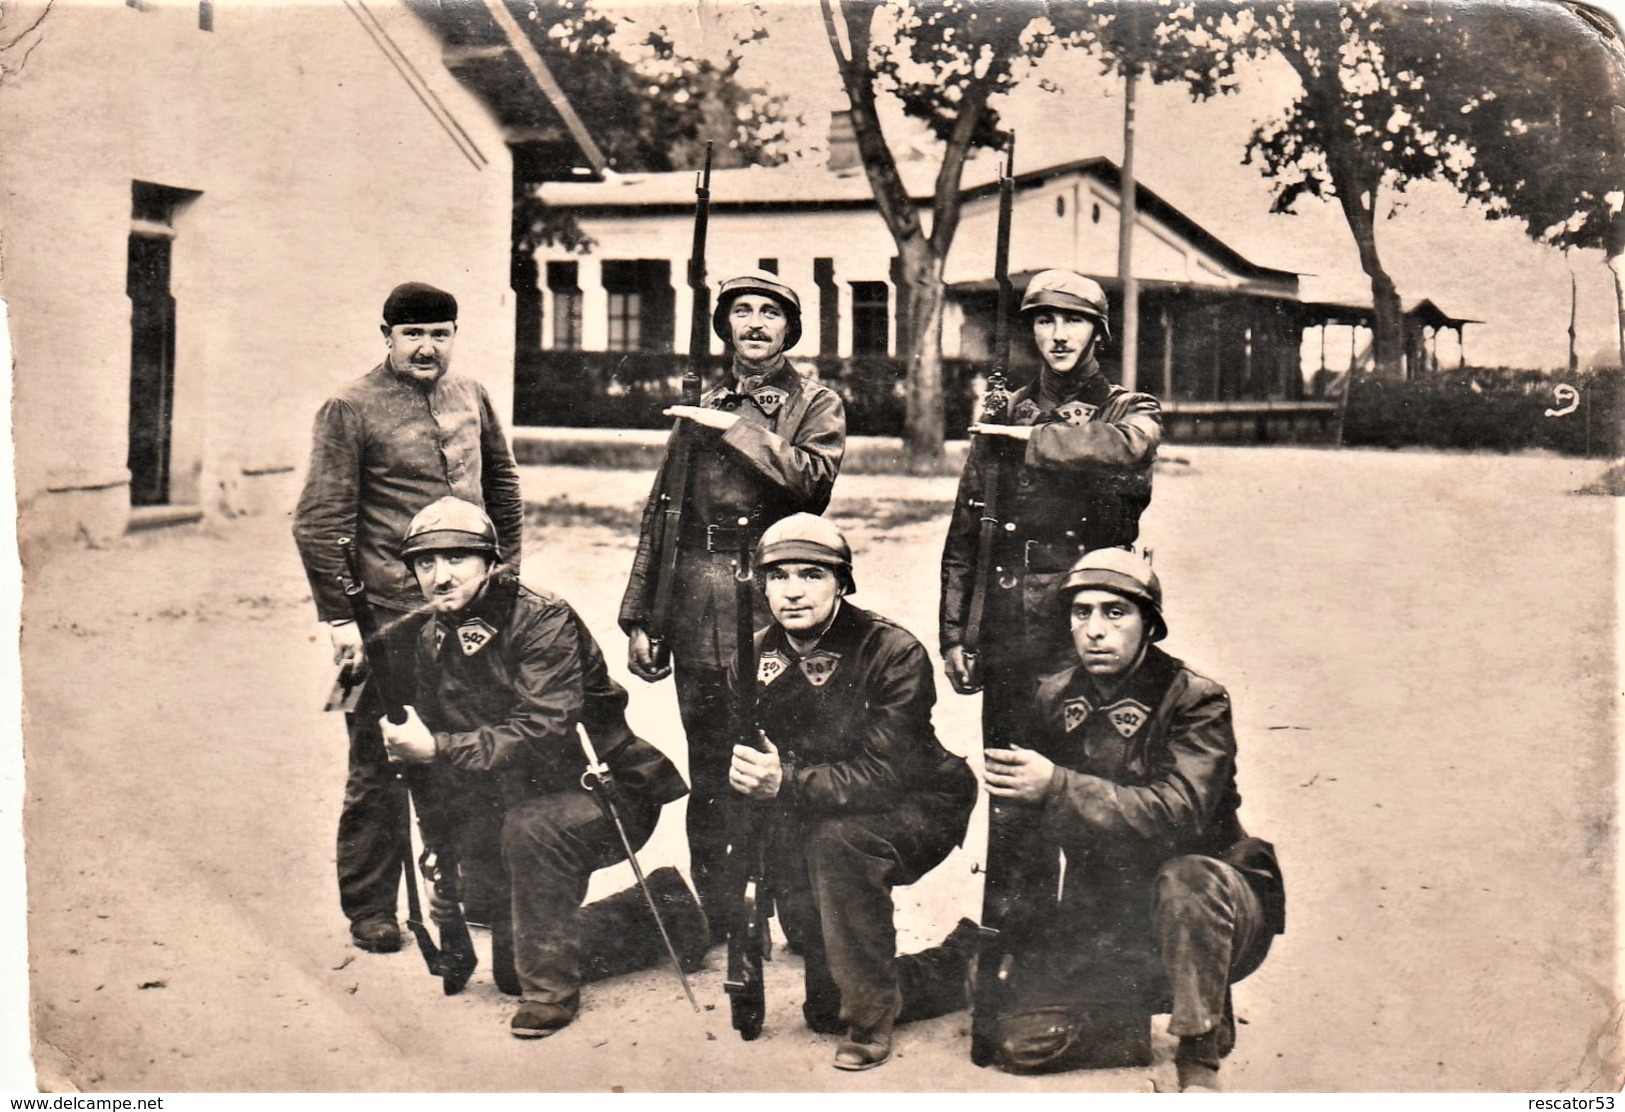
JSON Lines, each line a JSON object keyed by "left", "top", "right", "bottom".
{"left": 528, "top": 122, "right": 1472, "bottom": 440}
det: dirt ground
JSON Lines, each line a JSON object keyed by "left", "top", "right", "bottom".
{"left": 11, "top": 445, "right": 1623, "bottom": 1093}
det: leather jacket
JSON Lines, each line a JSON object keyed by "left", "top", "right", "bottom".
{"left": 620, "top": 358, "right": 846, "bottom": 672}
{"left": 940, "top": 364, "right": 1160, "bottom": 668}
{"left": 1032, "top": 646, "right": 1284, "bottom": 936}
{"left": 747, "top": 603, "right": 977, "bottom": 830}
{"left": 415, "top": 575, "right": 687, "bottom": 810}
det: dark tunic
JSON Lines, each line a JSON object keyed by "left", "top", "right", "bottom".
{"left": 940, "top": 364, "right": 1161, "bottom": 684}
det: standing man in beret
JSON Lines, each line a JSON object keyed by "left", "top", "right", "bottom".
{"left": 620, "top": 270, "right": 846, "bottom": 930}
{"left": 293, "top": 281, "right": 524, "bottom": 954}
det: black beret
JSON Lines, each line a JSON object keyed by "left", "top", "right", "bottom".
{"left": 382, "top": 282, "right": 458, "bottom": 326}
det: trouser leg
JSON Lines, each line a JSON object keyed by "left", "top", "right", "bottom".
{"left": 335, "top": 613, "right": 424, "bottom": 924}
{"left": 575, "top": 865, "right": 710, "bottom": 981}
{"left": 805, "top": 811, "right": 960, "bottom": 1034}
{"left": 991, "top": 855, "right": 1271, "bottom": 1076}
{"left": 673, "top": 661, "right": 733, "bottom": 932}
{"left": 775, "top": 851, "right": 844, "bottom": 1032}
{"left": 451, "top": 794, "right": 508, "bottom": 926}
{"left": 895, "top": 917, "right": 980, "bottom": 1023}
{"left": 1151, "top": 854, "right": 1271, "bottom": 1064}
{"left": 501, "top": 790, "right": 654, "bottom": 1007}
{"left": 336, "top": 712, "right": 406, "bottom": 923}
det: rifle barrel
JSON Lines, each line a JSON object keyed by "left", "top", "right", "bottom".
{"left": 992, "top": 132, "right": 1016, "bottom": 377}
{"left": 684, "top": 141, "right": 715, "bottom": 402}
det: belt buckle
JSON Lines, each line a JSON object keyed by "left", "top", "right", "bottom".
{"left": 706, "top": 523, "right": 720, "bottom": 552}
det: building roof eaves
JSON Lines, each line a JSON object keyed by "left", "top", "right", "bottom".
{"left": 545, "top": 154, "right": 1295, "bottom": 285}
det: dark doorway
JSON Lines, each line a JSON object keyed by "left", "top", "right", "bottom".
{"left": 127, "top": 181, "right": 196, "bottom": 507}
{"left": 126, "top": 229, "right": 176, "bottom": 506}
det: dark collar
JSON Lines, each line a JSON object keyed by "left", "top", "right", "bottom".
{"left": 724, "top": 355, "right": 796, "bottom": 394}
{"left": 764, "top": 598, "right": 866, "bottom": 660}
{"left": 1023, "top": 360, "right": 1105, "bottom": 408}
{"left": 433, "top": 570, "right": 520, "bottom": 635}
{"left": 1063, "top": 643, "right": 1182, "bottom": 706}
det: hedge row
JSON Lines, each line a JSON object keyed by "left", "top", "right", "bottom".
{"left": 513, "top": 351, "right": 980, "bottom": 437}
{"left": 1342, "top": 366, "right": 1623, "bottom": 456}
{"left": 515, "top": 352, "right": 1623, "bottom": 457}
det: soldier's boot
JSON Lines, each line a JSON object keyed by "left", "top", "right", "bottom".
{"left": 896, "top": 916, "right": 981, "bottom": 1023}
{"left": 577, "top": 867, "right": 711, "bottom": 981}
{"left": 1174, "top": 987, "right": 1235, "bottom": 1092}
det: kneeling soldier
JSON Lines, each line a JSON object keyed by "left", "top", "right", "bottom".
{"left": 980, "top": 548, "right": 1285, "bottom": 1089}
{"left": 381, "top": 497, "right": 708, "bottom": 1038}
{"left": 727, "top": 514, "right": 979, "bottom": 1071}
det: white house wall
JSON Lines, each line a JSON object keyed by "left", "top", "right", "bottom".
{"left": 539, "top": 204, "right": 903, "bottom": 358}
{"left": 541, "top": 166, "right": 1283, "bottom": 365}
{"left": 943, "top": 177, "right": 1255, "bottom": 292}
{"left": 2, "top": 0, "right": 517, "bottom": 547}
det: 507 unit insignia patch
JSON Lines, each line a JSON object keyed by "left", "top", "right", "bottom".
{"left": 1103, "top": 699, "right": 1151, "bottom": 738}
{"left": 750, "top": 387, "right": 787, "bottom": 418}
{"left": 758, "top": 650, "right": 790, "bottom": 687}
{"left": 1063, "top": 697, "right": 1093, "bottom": 733}
{"left": 457, "top": 618, "right": 497, "bottom": 656}
{"left": 799, "top": 650, "right": 841, "bottom": 687}
{"left": 1054, "top": 401, "right": 1099, "bottom": 426}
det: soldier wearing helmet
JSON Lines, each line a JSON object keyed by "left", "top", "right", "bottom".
{"left": 726, "top": 514, "right": 978, "bottom": 1072}
{"left": 381, "top": 497, "right": 709, "bottom": 1040}
{"left": 977, "top": 549, "right": 1284, "bottom": 1088}
{"left": 942, "top": 269, "right": 1163, "bottom": 692}
{"left": 621, "top": 272, "right": 847, "bottom": 928}
{"left": 293, "top": 282, "right": 524, "bottom": 956}
{"left": 939, "top": 270, "right": 1163, "bottom": 920}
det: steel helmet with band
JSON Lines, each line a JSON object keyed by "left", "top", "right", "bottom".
{"left": 400, "top": 496, "right": 500, "bottom": 562}
{"left": 712, "top": 270, "right": 803, "bottom": 352}
{"left": 754, "top": 512, "right": 855, "bottom": 595}
{"left": 1060, "top": 547, "right": 1165, "bottom": 641}
{"left": 1020, "top": 268, "right": 1112, "bottom": 346}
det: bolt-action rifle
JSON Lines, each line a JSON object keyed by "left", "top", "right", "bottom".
{"left": 646, "top": 141, "right": 715, "bottom": 669}
{"left": 724, "top": 516, "right": 771, "bottom": 1041}
{"left": 968, "top": 135, "right": 1048, "bottom": 1067}
{"left": 338, "top": 538, "right": 477, "bottom": 996}
{"left": 963, "top": 132, "right": 1017, "bottom": 680}
{"left": 576, "top": 723, "right": 701, "bottom": 1013}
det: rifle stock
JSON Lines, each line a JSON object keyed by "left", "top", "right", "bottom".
{"left": 647, "top": 142, "right": 715, "bottom": 665}
{"left": 724, "top": 516, "right": 769, "bottom": 1042}
{"left": 338, "top": 538, "right": 476, "bottom": 996}
{"left": 962, "top": 133, "right": 1017, "bottom": 670}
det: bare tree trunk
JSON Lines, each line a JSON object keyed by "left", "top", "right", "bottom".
{"left": 1608, "top": 211, "right": 1625, "bottom": 366}
{"left": 1610, "top": 252, "right": 1625, "bottom": 366}
{"left": 898, "top": 244, "right": 946, "bottom": 470}
{"left": 819, "top": 0, "right": 987, "bottom": 471}
{"left": 1335, "top": 176, "right": 1405, "bottom": 380}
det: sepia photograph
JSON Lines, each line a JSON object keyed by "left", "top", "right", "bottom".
{"left": 1, "top": 0, "right": 1621, "bottom": 1096}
